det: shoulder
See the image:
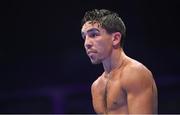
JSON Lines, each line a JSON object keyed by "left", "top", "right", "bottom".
{"left": 123, "top": 59, "right": 153, "bottom": 79}
{"left": 91, "top": 74, "right": 104, "bottom": 92}
{"left": 121, "top": 58, "right": 154, "bottom": 92}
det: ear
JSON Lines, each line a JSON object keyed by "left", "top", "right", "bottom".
{"left": 112, "top": 32, "right": 122, "bottom": 47}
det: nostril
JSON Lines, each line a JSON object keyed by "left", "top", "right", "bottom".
{"left": 84, "top": 42, "right": 91, "bottom": 49}
{"left": 86, "top": 44, "right": 92, "bottom": 49}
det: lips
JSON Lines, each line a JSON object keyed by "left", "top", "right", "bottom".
{"left": 87, "top": 50, "right": 97, "bottom": 55}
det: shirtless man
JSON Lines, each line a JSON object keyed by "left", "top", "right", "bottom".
{"left": 81, "top": 9, "right": 158, "bottom": 114}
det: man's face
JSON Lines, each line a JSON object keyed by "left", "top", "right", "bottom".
{"left": 81, "top": 21, "right": 113, "bottom": 64}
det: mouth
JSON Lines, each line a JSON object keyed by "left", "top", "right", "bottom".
{"left": 87, "top": 50, "right": 97, "bottom": 55}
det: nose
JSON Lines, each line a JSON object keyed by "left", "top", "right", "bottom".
{"left": 84, "top": 36, "right": 93, "bottom": 49}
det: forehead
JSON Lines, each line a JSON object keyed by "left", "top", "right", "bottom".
{"left": 81, "top": 21, "right": 101, "bottom": 32}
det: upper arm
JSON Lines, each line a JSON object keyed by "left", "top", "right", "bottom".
{"left": 123, "top": 65, "right": 157, "bottom": 114}
{"left": 91, "top": 77, "right": 100, "bottom": 97}
{"left": 91, "top": 76, "right": 103, "bottom": 113}
{"left": 91, "top": 80, "right": 98, "bottom": 112}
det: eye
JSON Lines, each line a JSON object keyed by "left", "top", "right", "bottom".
{"left": 88, "top": 30, "right": 100, "bottom": 38}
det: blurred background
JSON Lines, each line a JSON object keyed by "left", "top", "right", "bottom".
{"left": 0, "top": 0, "right": 179, "bottom": 113}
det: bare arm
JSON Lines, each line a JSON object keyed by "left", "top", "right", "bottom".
{"left": 123, "top": 65, "right": 158, "bottom": 114}
{"left": 91, "top": 76, "right": 105, "bottom": 114}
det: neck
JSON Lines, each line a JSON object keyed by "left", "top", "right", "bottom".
{"left": 102, "top": 48, "right": 126, "bottom": 75}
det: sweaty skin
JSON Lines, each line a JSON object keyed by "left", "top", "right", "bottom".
{"left": 82, "top": 22, "right": 158, "bottom": 114}
{"left": 91, "top": 53, "right": 158, "bottom": 114}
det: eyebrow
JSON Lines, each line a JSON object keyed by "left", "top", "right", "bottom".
{"left": 81, "top": 28, "right": 100, "bottom": 34}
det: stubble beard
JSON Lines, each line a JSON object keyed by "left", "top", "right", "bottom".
{"left": 89, "top": 56, "right": 102, "bottom": 64}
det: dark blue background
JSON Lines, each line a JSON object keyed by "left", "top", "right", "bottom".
{"left": 0, "top": 0, "right": 179, "bottom": 113}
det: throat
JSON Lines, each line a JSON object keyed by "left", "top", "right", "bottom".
{"left": 103, "top": 49, "right": 126, "bottom": 74}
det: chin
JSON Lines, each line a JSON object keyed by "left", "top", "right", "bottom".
{"left": 90, "top": 59, "right": 101, "bottom": 64}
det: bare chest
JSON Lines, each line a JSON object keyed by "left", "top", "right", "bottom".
{"left": 92, "top": 78, "right": 127, "bottom": 113}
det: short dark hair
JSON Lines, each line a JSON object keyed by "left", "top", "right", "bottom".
{"left": 81, "top": 9, "right": 126, "bottom": 48}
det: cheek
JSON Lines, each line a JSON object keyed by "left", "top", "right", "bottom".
{"left": 96, "top": 39, "right": 112, "bottom": 54}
